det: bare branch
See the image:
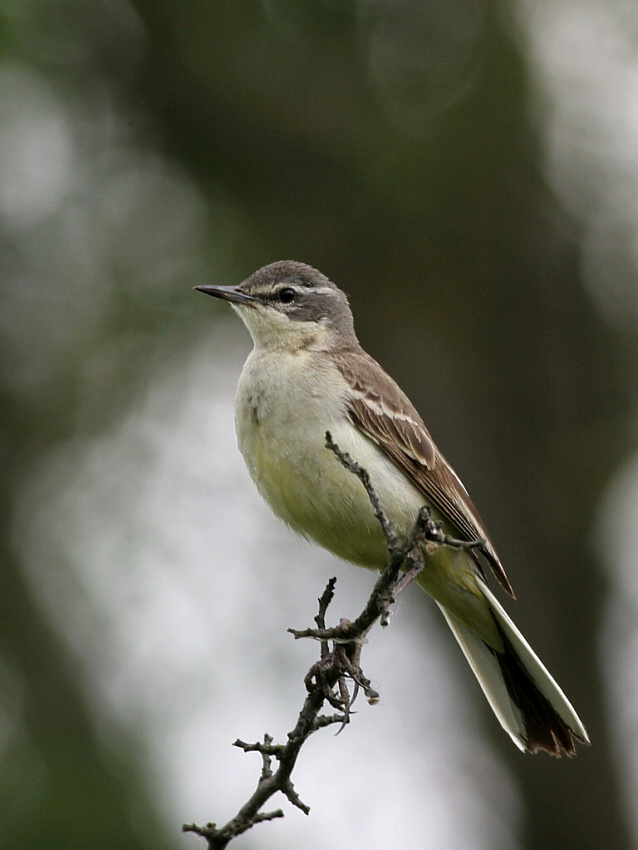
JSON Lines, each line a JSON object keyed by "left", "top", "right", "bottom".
{"left": 184, "top": 432, "right": 483, "bottom": 847}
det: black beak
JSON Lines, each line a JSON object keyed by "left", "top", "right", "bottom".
{"left": 194, "top": 285, "right": 258, "bottom": 305}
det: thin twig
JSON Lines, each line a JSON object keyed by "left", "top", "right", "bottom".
{"left": 184, "top": 433, "right": 482, "bottom": 847}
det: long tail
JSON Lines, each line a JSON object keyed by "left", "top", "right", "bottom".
{"left": 438, "top": 577, "right": 589, "bottom": 756}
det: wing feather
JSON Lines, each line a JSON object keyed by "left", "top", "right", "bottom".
{"left": 336, "top": 351, "right": 514, "bottom": 597}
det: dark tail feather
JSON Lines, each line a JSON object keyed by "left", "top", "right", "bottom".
{"left": 494, "top": 629, "right": 579, "bottom": 756}
{"left": 438, "top": 578, "right": 589, "bottom": 756}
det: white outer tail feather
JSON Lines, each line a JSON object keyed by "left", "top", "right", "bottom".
{"left": 438, "top": 577, "right": 589, "bottom": 752}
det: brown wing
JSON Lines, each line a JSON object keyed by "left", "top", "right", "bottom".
{"left": 336, "top": 350, "right": 514, "bottom": 597}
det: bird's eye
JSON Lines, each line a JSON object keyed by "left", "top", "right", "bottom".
{"left": 278, "top": 287, "right": 296, "bottom": 304}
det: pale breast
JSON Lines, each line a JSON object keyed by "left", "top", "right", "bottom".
{"left": 234, "top": 348, "right": 426, "bottom": 567}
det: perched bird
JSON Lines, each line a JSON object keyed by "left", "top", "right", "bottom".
{"left": 196, "top": 260, "right": 589, "bottom": 756}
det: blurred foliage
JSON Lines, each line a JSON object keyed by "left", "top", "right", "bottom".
{"left": 0, "top": 0, "right": 636, "bottom": 847}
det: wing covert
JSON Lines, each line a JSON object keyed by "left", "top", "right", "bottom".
{"left": 336, "top": 351, "right": 514, "bottom": 597}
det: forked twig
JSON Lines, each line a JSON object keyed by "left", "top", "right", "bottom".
{"left": 183, "top": 432, "right": 482, "bottom": 847}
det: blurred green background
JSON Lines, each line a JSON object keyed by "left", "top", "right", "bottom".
{"left": 2, "top": 0, "right": 638, "bottom": 848}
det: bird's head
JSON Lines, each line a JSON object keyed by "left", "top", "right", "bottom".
{"left": 195, "top": 261, "right": 357, "bottom": 352}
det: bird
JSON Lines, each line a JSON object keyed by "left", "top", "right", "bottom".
{"left": 195, "top": 260, "right": 589, "bottom": 756}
